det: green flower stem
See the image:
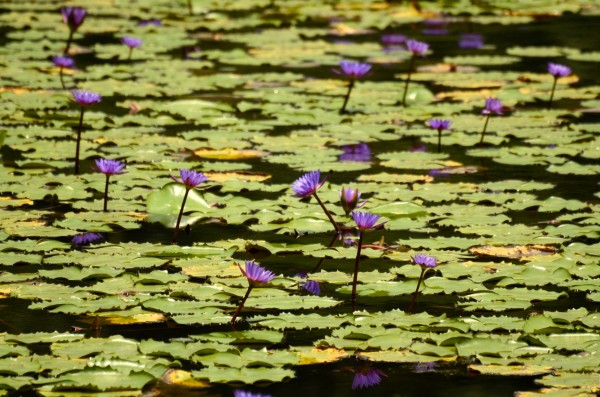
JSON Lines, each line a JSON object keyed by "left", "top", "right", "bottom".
{"left": 187, "top": 0, "right": 193, "bottom": 15}
{"left": 103, "top": 174, "right": 110, "bottom": 212}
{"left": 437, "top": 129, "right": 442, "bottom": 153}
{"left": 312, "top": 231, "right": 340, "bottom": 273}
{"left": 74, "top": 106, "right": 85, "bottom": 175}
{"left": 127, "top": 47, "right": 133, "bottom": 61}
{"left": 351, "top": 231, "right": 364, "bottom": 310}
{"left": 59, "top": 67, "right": 66, "bottom": 90}
{"left": 401, "top": 55, "right": 416, "bottom": 106}
{"left": 406, "top": 267, "right": 426, "bottom": 314}
{"left": 230, "top": 286, "right": 253, "bottom": 324}
{"left": 64, "top": 30, "right": 74, "bottom": 55}
{"left": 548, "top": 77, "right": 558, "bottom": 109}
{"left": 339, "top": 79, "right": 355, "bottom": 114}
{"left": 313, "top": 192, "right": 340, "bottom": 233}
{"left": 480, "top": 114, "right": 491, "bottom": 144}
{"left": 172, "top": 188, "right": 190, "bottom": 243}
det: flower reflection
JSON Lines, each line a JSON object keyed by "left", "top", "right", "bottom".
{"left": 459, "top": 33, "right": 484, "bottom": 49}
{"left": 339, "top": 142, "right": 371, "bottom": 162}
{"left": 422, "top": 18, "right": 449, "bottom": 35}
{"left": 351, "top": 365, "right": 387, "bottom": 390}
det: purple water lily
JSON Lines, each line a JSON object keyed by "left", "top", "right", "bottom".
{"left": 352, "top": 366, "right": 387, "bottom": 390}
{"left": 60, "top": 6, "right": 86, "bottom": 55}
{"left": 231, "top": 261, "right": 276, "bottom": 323}
{"left": 121, "top": 36, "right": 142, "bottom": 60}
{"left": 93, "top": 159, "right": 126, "bottom": 212}
{"left": 292, "top": 170, "right": 339, "bottom": 233}
{"left": 71, "top": 90, "right": 102, "bottom": 175}
{"left": 401, "top": 39, "right": 429, "bottom": 106}
{"left": 333, "top": 60, "right": 372, "bottom": 114}
{"left": 170, "top": 169, "right": 208, "bottom": 243}
{"left": 71, "top": 232, "right": 103, "bottom": 247}
{"left": 480, "top": 98, "right": 503, "bottom": 144}
{"left": 52, "top": 55, "right": 75, "bottom": 89}
{"left": 427, "top": 118, "right": 452, "bottom": 152}
{"left": 349, "top": 211, "right": 386, "bottom": 309}
{"left": 547, "top": 63, "right": 572, "bottom": 109}
{"left": 301, "top": 279, "right": 321, "bottom": 295}
{"left": 407, "top": 253, "right": 438, "bottom": 314}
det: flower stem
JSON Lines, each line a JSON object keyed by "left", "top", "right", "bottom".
{"left": 127, "top": 47, "right": 133, "bottom": 61}
{"left": 351, "top": 231, "right": 364, "bottom": 310}
{"left": 401, "top": 55, "right": 416, "bottom": 106}
{"left": 172, "top": 188, "right": 190, "bottom": 243}
{"left": 339, "top": 79, "right": 355, "bottom": 114}
{"left": 187, "top": 0, "right": 193, "bottom": 15}
{"left": 59, "top": 67, "right": 66, "bottom": 90}
{"left": 479, "top": 114, "right": 491, "bottom": 144}
{"left": 406, "top": 267, "right": 426, "bottom": 314}
{"left": 103, "top": 174, "right": 110, "bottom": 212}
{"left": 313, "top": 192, "right": 340, "bottom": 233}
{"left": 437, "top": 129, "right": 442, "bottom": 153}
{"left": 312, "top": 231, "right": 340, "bottom": 273}
{"left": 74, "top": 106, "right": 85, "bottom": 175}
{"left": 548, "top": 77, "right": 558, "bottom": 109}
{"left": 64, "top": 30, "right": 74, "bottom": 55}
{"left": 230, "top": 286, "right": 253, "bottom": 324}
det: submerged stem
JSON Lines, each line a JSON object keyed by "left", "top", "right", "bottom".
{"left": 406, "top": 267, "right": 426, "bottom": 314}
{"left": 351, "top": 231, "right": 364, "bottom": 310}
{"left": 74, "top": 107, "right": 85, "bottom": 175}
{"left": 172, "top": 188, "right": 191, "bottom": 243}
{"left": 339, "top": 79, "right": 355, "bottom": 114}
{"left": 230, "top": 286, "right": 253, "bottom": 324}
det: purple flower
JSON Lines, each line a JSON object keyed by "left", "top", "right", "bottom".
{"left": 459, "top": 33, "right": 484, "bottom": 49}
{"left": 301, "top": 279, "right": 321, "bottom": 295}
{"left": 93, "top": 158, "right": 126, "bottom": 175}
{"left": 412, "top": 253, "right": 438, "bottom": 269}
{"left": 233, "top": 390, "right": 272, "bottom": 397}
{"left": 171, "top": 169, "right": 208, "bottom": 190}
{"left": 352, "top": 367, "right": 387, "bottom": 390}
{"left": 291, "top": 170, "right": 327, "bottom": 198}
{"left": 333, "top": 60, "right": 372, "bottom": 79}
{"left": 427, "top": 119, "right": 451, "bottom": 131}
{"left": 352, "top": 211, "right": 385, "bottom": 231}
{"left": 72, "top": 90, "right": 102, "bottom": 106}
{"left": 137, "top": 19, "right": 161, "bottom": 27}
{"left": 61, "top": 6, "right": 87, "bottom": 31}
{"left": 52, "top": 55, "right": 75, "bottom": 69}
{"left": 71, "top": 232, "right": 103, "bottom": 247}
{"left": 121, "top": 36, "right": 143, "bottom": 48}
{"left": 238, "top": 261, "right": 276, "bottom": 286}
{"left": 481, "top": 97, "right": 503, "bottom": 115}
{"left": 339, "top": 142, "right": 371, "bottom": 162}
{"left": 548, "top": 63, "right": 571, "bottom": 78}
{"left": 405, "top": 39, "right": 429, "bottom": 56}
{"left": 340, "top": 187, "right": 365, "bottom": 215}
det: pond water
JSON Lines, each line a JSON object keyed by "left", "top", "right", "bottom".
{"left": 0, "top": 1, "right": 599, "bottom": 396}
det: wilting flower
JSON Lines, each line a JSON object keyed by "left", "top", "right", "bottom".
{"left": 71, "top": 90, "right": 101, "bottom": 175}
{"left": 482, "top": 97, "right": 503, "bottom": 115}
{"left": 171, "top": 169, "right": 207, "bottom": 190}
{"left": 479, "top": 98, "right": 503, "bottom": 144}
{"left": 333, "top": 60, "right": 372, "bottom": 113}
{"left": 339, "top": 142, "right": 371, "bottom": 162}
{"left": 459, "top": 33, "right": 484, "bottom": 49}
{"left": 93, "top": 159, "right": 126, "bottom": 212}
{"left": 52, "top": 55, "right": 75, "bottom": 69}
{"left": 412, "top": 253, "right": 438, "bottom": 269}
{"left": 171, "top": 169, "right": 208, "bottom": 242}
{"left": 333, "top": 60, "right": 372, "bottom": 79}
{"left": 71, "top": 232, "right": 103, "bottom": 247}
{"left": 401, "top": 40, "right": 429, "bottom": 106}
{"left": 60, "top": 6, "right": 86, "bottom": 55}
{"left": 340, "top": 187, "right": 365, "bottom": 215}
{"left": 72, "top": 90, "right": 102, "bottom": 106}
{"left": 352, "top": 367, "right": 387, "bottom": 390}
{"left": 407, "top": 253, "right": 439, "bottom": 313}
{"left": 405, "top": 39, "right": 429, "bottom": 56}
{"left": 547, "top": 63, "right": 572, "bottom": 109}
{"left": 428, "top": 119, "right": 452, "bottom": 153}
{"left": 231, "top": 261, "right": 276, "bottom": 324}
{"left": 291, "top": 170, "right": 327, "bottom": 198}
{"left": 351, "top": 211, "right": 385, "bottom": 231}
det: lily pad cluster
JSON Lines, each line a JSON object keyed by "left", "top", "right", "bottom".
{"left": 0, "top": 0, "right": 599, "bottom": 396}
